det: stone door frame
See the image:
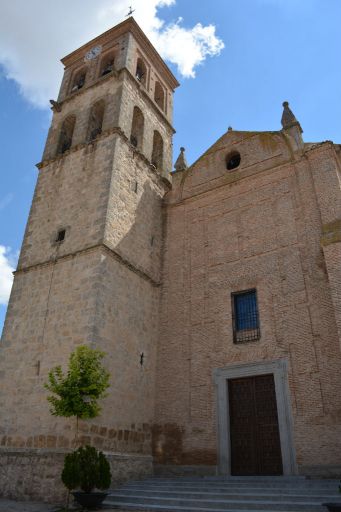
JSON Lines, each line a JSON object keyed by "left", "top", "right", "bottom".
{"left": 213, "top": 359, "right": 297, "bottom": 476}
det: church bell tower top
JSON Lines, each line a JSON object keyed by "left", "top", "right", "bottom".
{"left": 61, "top": 17, "right": 179, "bottom": 91}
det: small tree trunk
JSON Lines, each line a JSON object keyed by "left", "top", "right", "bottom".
{"left": 75, "top": 416, "right": 79, "bottom": 447}
{"left": 66, "top": 489, "right": 70, "bottom": 511}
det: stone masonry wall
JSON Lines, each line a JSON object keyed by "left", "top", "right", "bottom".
{"left": 0, "top": 22, "right": 174, "bottom": 500}
{"left": 104, "top": 137, "right": 166, "bottom": 284}
{"left": 0, "top": 147, "right": 163, "bottom": 497}
{"left": 45, "top": 72, "right": 122, "bottom": 162}
{"left": 0, "top": 450, "right": 152, "bottom": 503}
{"left": 118, "top": 69, "right": 173, "bottom": 178}
{"left": 20, "top": 132, "right": 116, "bottom": 270}
{"left": 154, "top": 131, "right": 341, "bottom": 475}
{"left": 1, "top": 246, "right": 155, "bottom": 452}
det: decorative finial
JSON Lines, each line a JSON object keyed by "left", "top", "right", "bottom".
{"left": 228, "top": 126, "right": 233, "bottom": 132}
{"left": 174, "top": 147, "right": 188, "bottom": 173}
{"left": 281, "top": 101, "right": 302, "bottom": 132}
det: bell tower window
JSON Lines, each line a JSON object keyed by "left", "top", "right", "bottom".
{"left": 154, "top": 81, "right": 165, "bottom": 111}
{"left": 57, "top": 115, "right": 76, "bottom": 155}
{"left": 71, "top": 68, "right": 86, "bottom": 93}
{"left": 151, "top": 130, "right": 163, "bottom": 170}
{"left": 87, "top": 100, "right": 105, "bottom": 142}
{"left": 135, "top": 58, "right": 147, "bottom": 85}
{"left": 99, "top": 52, "right": 115, "bottom": 77}
{"left": 130, "top": 106, "right": 144, "bottom": 150}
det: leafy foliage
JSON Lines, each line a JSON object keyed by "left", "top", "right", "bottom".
{"left": 61, "top": 450, "right": 80, "bottom": 491}
{"left": 62, "top": 445, "right": 112, "bottom": 493}
{"left": 45, "top": 345, "right": 110, "bottom": 419}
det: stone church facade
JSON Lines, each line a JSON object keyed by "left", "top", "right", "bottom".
{"left": 1, "top": 17, "right": 341, "bottom": 501}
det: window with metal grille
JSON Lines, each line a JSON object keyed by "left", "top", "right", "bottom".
{"left": 232, "top": 289, "right": 260, "bottom": 343}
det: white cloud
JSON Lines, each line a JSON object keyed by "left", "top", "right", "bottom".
{"left": 152, "top": 20, "right": 225, "bottom": 78}
{"left": 0, "top": 246, "right": 15, "bottom": 305}
{"left": 0, "top": 0, "right": 224, "bottom": 109}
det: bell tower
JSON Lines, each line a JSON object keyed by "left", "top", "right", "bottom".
{"left": 0, "top": 17, "right": 179, "bottom": 501}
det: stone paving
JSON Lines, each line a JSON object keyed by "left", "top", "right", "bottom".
{"left": 0, "top": 500, "right": 56, "bottom": 512}
{"left": 0, "top": 499, "right": 125, "bottom": 512}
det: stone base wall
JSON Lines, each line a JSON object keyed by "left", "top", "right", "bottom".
{"left": 154, "top": 463, "right": 341, "bottom": 479}
{"left": 0, "top": 449, "right": 152, "bottom": 504}
{"left": 154, "top": 464, "right": 217, "bottom": 477}
{"left": 298, "top": 465, "right": 341, "bottom": 479}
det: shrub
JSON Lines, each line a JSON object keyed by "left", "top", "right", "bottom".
{"left": 62, "top": 445, "right": 111, "bottom": 493}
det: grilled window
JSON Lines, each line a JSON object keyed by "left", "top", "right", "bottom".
{"left": 232, "top": 289, "right": 260, "bottom": 343}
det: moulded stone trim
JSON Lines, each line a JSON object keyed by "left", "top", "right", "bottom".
{"left": 36, "top": 127, "right": 171, "bottom": 188}
{"left": 0, "top": 448, "right": 153, "bottom": 460}
{"left": 14, "top": 243, "right": 161, "bottom": 287}
{"left": 213, "top": 358, "right": 297, "bottom": 476}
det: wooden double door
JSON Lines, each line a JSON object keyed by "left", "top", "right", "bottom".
{"left": 228, "top": 374, "right": 283, "bottom": 475}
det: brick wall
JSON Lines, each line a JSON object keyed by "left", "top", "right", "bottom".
{"left": 155, "top": 132, "right": 341, "bottom": 473}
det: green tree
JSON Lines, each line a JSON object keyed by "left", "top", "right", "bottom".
{"left": 45, "top": 346, "right": 111, "bottom": 509}
{"left": 45, "top": 345, "right": 110, "bottom": 420}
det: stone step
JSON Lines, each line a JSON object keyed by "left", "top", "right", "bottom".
{"left": 105, "top": 504, "right": 329, "bottom": 512}
{"left": 123, "top": 481, "right": 338, "bottom": 490}
{"left": 138, "top": 477, "right": 308, "bottom": 483}
{"left": 108, "top": 489, "right": 340, "bottom": 500}
{"left": 105, "top": 477, "right": 339, "bottom": 512}
{"left": 104, "top": 498, "right": 328, "bottom": 512}
{"left": 120, "top": 485, "right": 339, "bottom": 494}
{"left": 105, "top": 493, "right": 330, "bottom": 511}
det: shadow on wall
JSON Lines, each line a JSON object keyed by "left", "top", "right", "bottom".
{"left": 152, "top": 423, "right": 217, "bottom": 466}
{"left": 111, "top": 178, "right": 217, "bottom": 467}
{"left": 109, "top": 175, "right": 164, "bottom": 282}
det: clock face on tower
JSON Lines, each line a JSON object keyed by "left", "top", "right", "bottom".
{"left": 84, "top": 45, "right": 102, "bottom": 61}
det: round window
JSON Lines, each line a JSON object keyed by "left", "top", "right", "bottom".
{"left": 226, "top": 151, "right": 241, "bottom": 170}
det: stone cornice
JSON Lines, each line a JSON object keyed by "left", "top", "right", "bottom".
{"left": 61, "top": 17, "right": 179, "bottom": 91}
{"left": 303, "top": 140, "right": 334, "bottom": 155}
{"left": 36, "top": 127, "right": 171, "bottom": 190}
{"left": 14, "top": 243, "right": 161, "bottom": 288}
{"left": 0, "top": 447, "right": 153, "bottom": 459}
{"left": 56, "top": 66, "right": 119, "bottom": 108}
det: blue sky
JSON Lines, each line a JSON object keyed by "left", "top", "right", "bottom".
{"left": 0, "top": 0, "right": 340, "bottom": 333}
